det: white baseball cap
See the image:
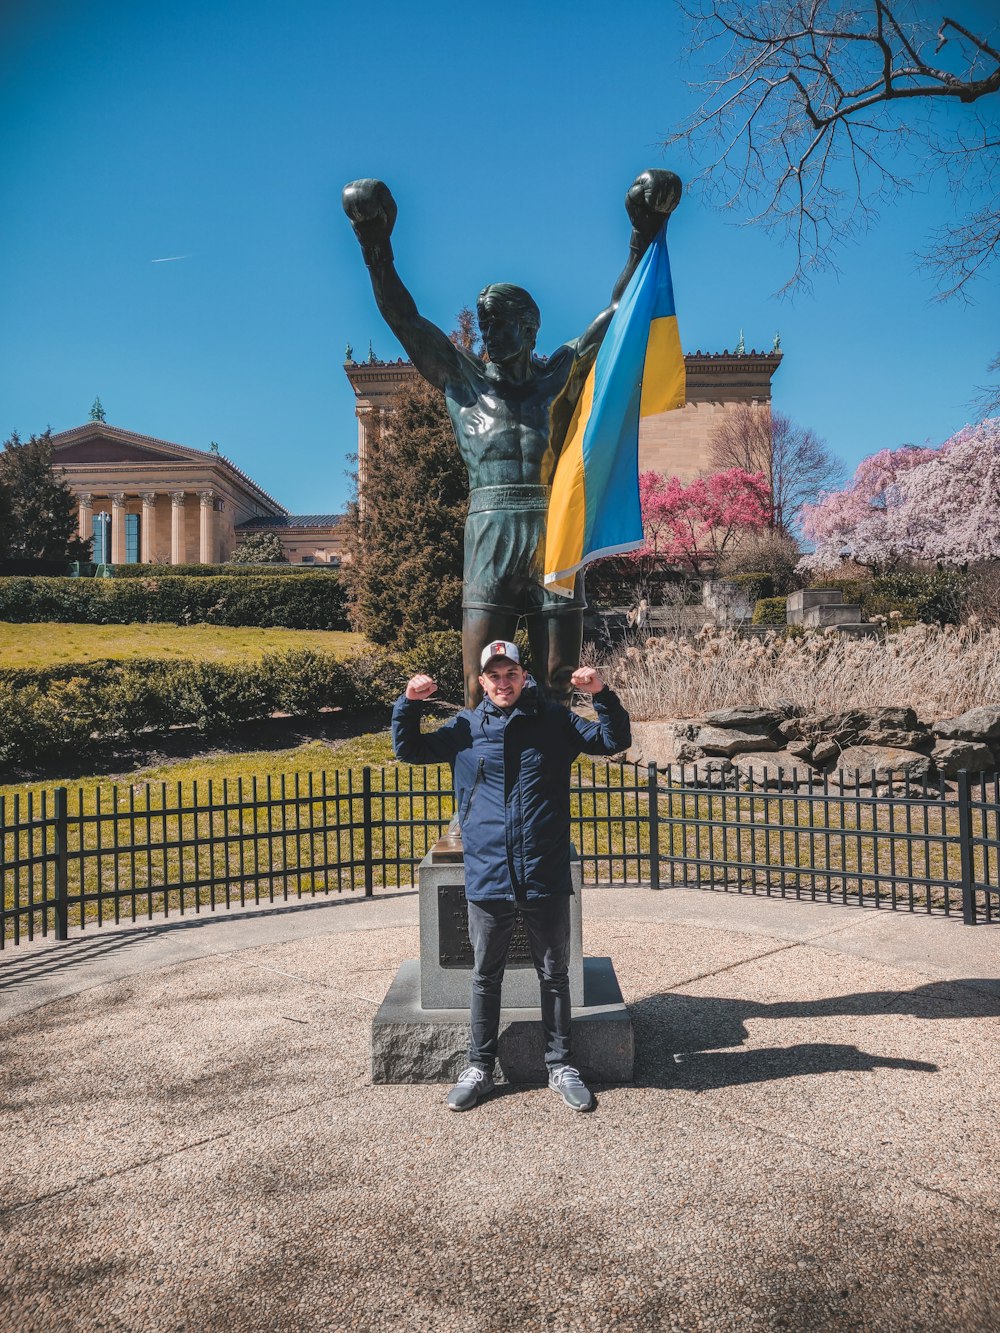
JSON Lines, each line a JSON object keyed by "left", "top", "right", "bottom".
{"left": 479, "top": 640, "right": 521, "bottom": 670}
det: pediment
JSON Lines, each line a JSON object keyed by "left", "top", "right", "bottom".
{"left": 55, "top": 437, "right": 182, "bottom": 464}
{"left": 52, "top": 427, "right": 199, "bottom": 466}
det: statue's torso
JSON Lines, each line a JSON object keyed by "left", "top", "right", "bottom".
{"left": 445, "top": 350, "right": 585, "bottom": 490}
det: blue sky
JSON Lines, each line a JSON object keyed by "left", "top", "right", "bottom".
{"left": 1, "top": 0, "right": 997, "bottom": 515}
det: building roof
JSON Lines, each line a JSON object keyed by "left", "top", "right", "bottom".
{"left": 50, "top": 423, "right": 288, "bottom": 516}
{"left": 236, "top": 514, "right": 345, "bottom": 530}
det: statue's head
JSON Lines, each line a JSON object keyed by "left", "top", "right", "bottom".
{"left": 477, "top": 284, "right": 540, "bottom": 363}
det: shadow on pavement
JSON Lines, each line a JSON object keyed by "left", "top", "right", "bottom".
{"left": 0, "top": 891, "right": 417, "bottom": 998}
{"left": 627, "top": 979, "right": 1000, "bottom": 1090}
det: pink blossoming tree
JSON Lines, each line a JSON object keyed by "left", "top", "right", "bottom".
{"left": 633, "top": 468, "right": 772, "bottom": 577}
{"left": 799, "top": 420, "right": 1000, "bottom": 572}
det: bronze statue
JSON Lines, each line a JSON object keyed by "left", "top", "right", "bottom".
{"left": 343, "top": 169, "right": 681, "bottom": 706}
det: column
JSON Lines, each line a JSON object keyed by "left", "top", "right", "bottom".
{"left": 77, "top": 493, "right": 93, "bottom": 543}
{"left": 110, "top": 493, "right": 127, "bottom": 565}
{"left": 198, "top": 490, "right": 216, "bottom": 564}
{"left": 170, "top": 492, "right": 186, "bottom": 565}
{"left": 139, "top": 492, "right": 157, "bottom": 563}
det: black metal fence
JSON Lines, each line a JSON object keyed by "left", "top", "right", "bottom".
{"left": 2, "top": 763, "right": 997, "bottom": 948}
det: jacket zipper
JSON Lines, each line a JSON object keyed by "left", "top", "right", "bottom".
{"left": 461, "top": 758, "right": 485, "bottom": 824}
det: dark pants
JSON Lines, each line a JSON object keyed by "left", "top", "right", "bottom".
{"left": 466, "top": 896, "right": 572, "bottom": 1073}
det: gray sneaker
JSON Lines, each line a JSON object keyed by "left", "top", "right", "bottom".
{"left": 548, "top": 1065, "right": 593, "bottom": 1112}
{"left": 447, "top": 1065, "right": 495, "bottom": 1111}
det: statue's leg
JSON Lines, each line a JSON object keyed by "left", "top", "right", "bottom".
{"left": 463, "top": 607, "right": 519, "bottom": 708}
{"left": 529, "top": 610, "right": 584, "bottom": 707}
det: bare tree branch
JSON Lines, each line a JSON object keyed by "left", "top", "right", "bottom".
{"left": 667, "top": 0, "right": 1000, "bottom": 298}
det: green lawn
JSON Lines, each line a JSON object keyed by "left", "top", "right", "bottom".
{"left": 0, "top": 622, "right": 365, "bottom": 669}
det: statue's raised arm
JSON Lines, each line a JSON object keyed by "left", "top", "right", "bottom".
{"left": 342, "top": 179, "right": 468, "bottom": 392}
{"left": 572, "top": 169, "right": 682, "bottom": 366}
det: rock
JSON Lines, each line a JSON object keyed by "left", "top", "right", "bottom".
{"left": 732, "top": 750, "right": 812, "bottom": 787}
{"left": 831, "top": 745, "right": 934, "bottom": 786}
{"left": 933, "top": 705, "right": 1000, "bottom": 742}
{"left": 812, "top": 739, "right": 841, "bottom": 766}
{"left": 778, "top": 718, "right": 803, "bottom": 742}
{"left": 702, "top": 706, "right": 788, "bottom": 731}
{"left": 624, "top": 720, "right": 681, "bottom": 770}
{"left": 808, "top": 707, "right": 919, "bottom": 745}
{"left": 932, "top": 739, "right": 996, "bottom": 777}
{"left": 786, "top": 739, "right": 813, "bottom": 760}
{"left": 673, "top": 722, "right": 780, "bottom": 758}
{"left": 860, "top": 728, "right": 932, "bottom": 751}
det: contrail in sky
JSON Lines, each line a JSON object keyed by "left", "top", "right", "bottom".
{"left": 151, "top": 254, "right": 190, "bottom": 263}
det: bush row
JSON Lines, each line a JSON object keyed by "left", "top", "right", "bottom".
{"left": 0, "top": 631, "right": 464, "bottom": 776}
{"left": 0, "top": 574, "right": 348, "bottom": 629}
{"left": 109, "top": 563, "right": 339, "bottom": 578}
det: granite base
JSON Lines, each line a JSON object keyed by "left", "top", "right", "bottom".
{"left": 371, "top": 955, "right": 633, "bottom": 1085}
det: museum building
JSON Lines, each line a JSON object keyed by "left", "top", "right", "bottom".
{"left": 50, "top": 423, "right": 347, "bottom": 566}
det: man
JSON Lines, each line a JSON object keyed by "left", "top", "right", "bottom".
{"left": 343, "top": 169, "right": 681, "bottom": 706}
{"left": 392, "top": 641, "right": 631, "bottom": 1111}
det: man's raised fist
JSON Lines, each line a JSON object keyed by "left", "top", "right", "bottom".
{"left": 625, "top": 169, "right": 682, "bottom": 241}
{"left": 405, "top": 673, "right": 437, "bottom": 701}
{"left": 342, "top": 179, "right": 397, "bottom": 254}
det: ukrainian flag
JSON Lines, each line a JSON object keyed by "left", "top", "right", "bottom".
{"left": 543, "top": 224, "right": 685, "bottom": 596}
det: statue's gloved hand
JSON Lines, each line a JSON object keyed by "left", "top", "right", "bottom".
{"left": 342, "top": 179, "right": 397, "bottom": 262}
{"left": 625, "top": 169, "right": 682, "bottom": 244}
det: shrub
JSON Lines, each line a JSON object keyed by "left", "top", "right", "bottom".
{"left": 265, "top": 650, "right": 356, "bottom": 716}
{"left": 0, "top": 677, "right": 98, "bottom": 768}
{"left": 870, "top": 570, "right": 968, "bottom": 626}
{"left": 752, "top": 596, "right": 788, "bottom": 626}
{"left": 111, "top": 563, "right": 337, "bottom": 578}
{"left": 0, "top": 574, "right": 348, "bottom": 629}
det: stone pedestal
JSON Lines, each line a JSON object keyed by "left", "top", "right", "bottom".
{"left": 372, "top": 957, "right": 634, "bottom": 1085}
{"left": 371, "top": 845, "right": 634, "bottom": 1085}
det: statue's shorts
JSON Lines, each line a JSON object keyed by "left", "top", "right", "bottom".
{"left": 463, "top": 484, "right": 586, "bottom": 616}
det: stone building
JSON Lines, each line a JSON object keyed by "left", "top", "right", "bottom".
{"left": 344, "top": 345, "right": 783, "bottom": 490}
{"left": 51, "top": 422, "right": 345, "bottom": 565}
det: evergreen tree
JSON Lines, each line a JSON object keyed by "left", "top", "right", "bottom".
{"left": 228, "top": 530, "right": 289, "bottom": 563}
{"left": 344, "top": 372, "right": 469, "bottom": 645}
{"left": 0, "top": 429, "right": 90, "bottom": 560}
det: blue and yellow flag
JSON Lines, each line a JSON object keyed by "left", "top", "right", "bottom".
{"left": 543, "top": 225, "right": 685, "bottom": 596}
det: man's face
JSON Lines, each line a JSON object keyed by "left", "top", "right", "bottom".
{"left": 479, "top": 307, "right": 530, "bottom": 363}
{"left": 478, "top": 659, "right": 526, "bottom": 709}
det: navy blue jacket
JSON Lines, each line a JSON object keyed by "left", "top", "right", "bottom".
{"left": 391, "top": 683, "right": 631, "bottom": 902}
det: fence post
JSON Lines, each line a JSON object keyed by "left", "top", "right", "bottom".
{"left": 54, "top": 787, "right": 69, "bottom": 941}
{"left": 956, "top": 769, "right": 977, "bottom": 926}
{"left": 647, "top": 762, "right": 661, "bottom": 890}
{"left": 362, "top": 766, "right": 374, "bottom": 898}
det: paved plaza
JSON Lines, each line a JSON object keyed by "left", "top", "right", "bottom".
{"left": 1, "top": 886, "right": 998, "bottom": 1332}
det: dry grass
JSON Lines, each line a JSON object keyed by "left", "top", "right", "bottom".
{"left": 0, "top": 622, "right": 364, "bottom": 669}
{"left": 599, "top": 623, "right": 1000, "bottom": 722}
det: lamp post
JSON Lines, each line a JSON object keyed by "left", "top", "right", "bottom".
{"left": 94, "top": 510, "right": 111, "bottom": 567}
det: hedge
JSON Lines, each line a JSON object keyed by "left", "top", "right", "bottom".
{"left": 0, "top": 574, "right": 348, "bottom": 629}
{"left": 110, "top": 563, "right": 339, "bottom": 578}
{"left": 0, "top": 631, "right": 465, "bottom": 776}
{"left": 752, "top": 596, "right": 788, "bottom": 626}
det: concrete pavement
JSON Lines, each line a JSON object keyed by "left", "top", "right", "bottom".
{"left": 1, "top": 885, "right": 998, "bottom": 1332}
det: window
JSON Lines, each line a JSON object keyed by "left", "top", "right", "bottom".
{"left": 125, "top": 513, "right": 141, "bottom": 563}
{"left": 300, "top": 555, "right": 315, "bottom": 564}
